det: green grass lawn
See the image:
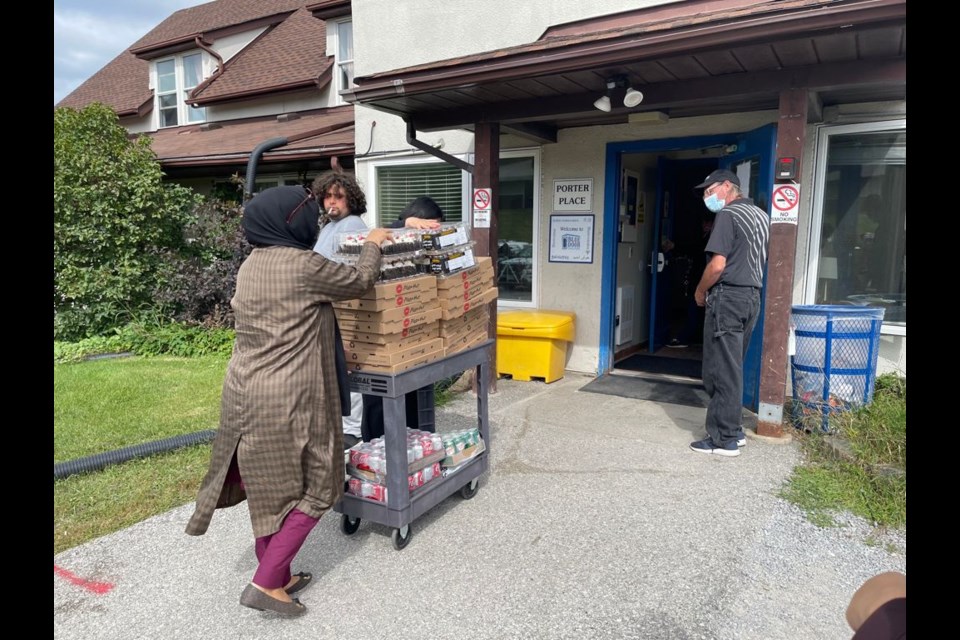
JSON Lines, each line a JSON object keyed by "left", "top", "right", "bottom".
{"left": 54, "top": 355, "right": 227, "bottom": 555}
{"left": 54, "top": 355, "right": 228, "bottom": 462}
{"left": 780, "top": 374, "right": 906, "bottom": 529}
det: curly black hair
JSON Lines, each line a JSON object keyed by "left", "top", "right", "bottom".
{"left": 311, "top": 172, "right": 367, "bottom": 215}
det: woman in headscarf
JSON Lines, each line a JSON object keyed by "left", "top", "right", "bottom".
{"left": 186, "top": 185, "right": 390, "bottom": 617}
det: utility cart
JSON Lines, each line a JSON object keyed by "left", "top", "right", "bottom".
{"left": 334, "top": 340, "right": 493, "bottom": 550}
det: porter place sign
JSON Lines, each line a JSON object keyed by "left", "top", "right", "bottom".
{"left": 553, "top": 178, "right": 593, "bottom": 212}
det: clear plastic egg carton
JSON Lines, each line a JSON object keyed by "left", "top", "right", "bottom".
{"left": 335, "top": 229, "right": 424, "bottom": 256}
{"left": 330, "top": 251, "right": 424, "bottom": 281}
{"left": 418, "top": 222, "right": 470, "bottom": 251}
{"left": 421, "top": 241, "right": 477, "bottom": 275}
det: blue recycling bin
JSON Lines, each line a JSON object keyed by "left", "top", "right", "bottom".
{"left": 790, "top": 305, "right": 885, "bottom": 431}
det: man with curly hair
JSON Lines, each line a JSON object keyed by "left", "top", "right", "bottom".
{"left": 311, "top": 172, "right": 370, "bottom": 259}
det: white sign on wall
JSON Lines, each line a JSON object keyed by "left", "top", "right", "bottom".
{"left": 549, "top": 215, "right": 594, "bottom": 263}
{"left": 472, "top": 187, "right": 492, "bottom": 228}
{"left": 770, "top": 183, "right": 800, "bottom": 225}
{"left": 553, "top": 178, "right": 593, "bottom": 212}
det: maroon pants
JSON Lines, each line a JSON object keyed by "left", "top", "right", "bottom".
{"left": 252, "top": 508, "right": 319, "bottom": 589}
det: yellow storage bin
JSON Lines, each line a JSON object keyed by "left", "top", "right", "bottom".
{"left": 496, "top": 310, "right": 576, "bottom": 383}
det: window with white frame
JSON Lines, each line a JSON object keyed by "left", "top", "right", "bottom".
{"left": 808, "top": 120, "right": 906, "bottom": 332}
{"left": 496, "top": 151, "right": 539, "bottom": 305}
{"left": 335, "top": 20, "right": 354, "bottom": 105}
{"left": 156, "top": 53, "right": 207, "bottom": 128}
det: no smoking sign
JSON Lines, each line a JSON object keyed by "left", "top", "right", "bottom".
{"left": 473, "top": 188, "right": 492, "bottom": 228}
{"left": 770, "top": 183, "right": 800, "bottom": 225}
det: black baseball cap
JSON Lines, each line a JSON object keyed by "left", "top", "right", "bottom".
{"left": 694, "top": 169, "right": 740, "bottom": 190}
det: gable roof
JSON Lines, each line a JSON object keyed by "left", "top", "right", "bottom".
{"left": 191, "top": 8, "right": 332, "bottom": 105}
{"left": 55, "top": 1, "right": 326, "bottom": 115}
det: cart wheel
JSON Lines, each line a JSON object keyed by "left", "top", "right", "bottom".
{"left": 391, "top": 524, "right": 413, "bottom": 550}
{"left": 459, "top": 478, "right": 479, "bottom": 500}
{"left": 340, "top": 514, "right": 361, "bottom": 535}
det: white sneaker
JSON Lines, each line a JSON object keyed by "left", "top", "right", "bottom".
{"left": 737, "top": 437, "right": 747, "bottom": 448}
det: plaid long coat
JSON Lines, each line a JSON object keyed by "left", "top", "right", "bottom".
{"left": 186, "top": 242, "right": 381, "bottom": 539}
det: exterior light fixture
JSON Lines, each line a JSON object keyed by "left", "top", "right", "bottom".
{"left": 593, "top": 75, "right": 643, "bottom": 112}
{"left": 623, "top": 87, "right": 644, "bottom": 107}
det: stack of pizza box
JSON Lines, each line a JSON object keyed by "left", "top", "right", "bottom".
{"left": 334, "top": 230, "right": 497, "bottom": 373}
{"left": 334, "top": 274, "right": 445, "bottom": 375}
{"left": 436, "top": 256, "right": 497, "bottom": 356}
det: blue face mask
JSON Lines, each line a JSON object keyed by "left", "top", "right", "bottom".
{"left": 703, "top": 193, "right": 725, "bottom": 213}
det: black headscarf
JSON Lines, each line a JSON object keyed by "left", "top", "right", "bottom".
{"left": 242, "top": 185, "right": 320, "bottom": 249}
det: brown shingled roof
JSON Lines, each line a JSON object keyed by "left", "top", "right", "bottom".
{"left": 192, "top": 8, "right": 333, "bottom": 105}
{"left": 55, "top": 1, "right": 322, "bottom": 114}
{"left": 129, "top": 0, "right": 306, "bottom": 54}
{"left": 55, "top": 51, "right": 152, "bottom": 116}
{"left": 145, "top": 105, "right": 354, "bottom": 167}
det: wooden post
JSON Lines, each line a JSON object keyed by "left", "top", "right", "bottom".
{"left": 757, "top": 88, "right": 808, "bottom": 438}
{"left": 473, "top": 122, "right": 499, "bottom": 394}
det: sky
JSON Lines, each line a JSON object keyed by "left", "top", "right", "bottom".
{"left": 54, "top": 0, "right": 210, "bottom": 105}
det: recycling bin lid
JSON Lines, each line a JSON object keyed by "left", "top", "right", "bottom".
{"left": 791, "top": 304, "right": 885, "bottom": 319}
{"left": 497, "top": 309, "right": 575, "bottom": 330}
{"left": 497, "top": 310, "right": 575, "bottom": 341}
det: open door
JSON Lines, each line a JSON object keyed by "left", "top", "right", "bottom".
{"left": 646, "top": 156, "right": 673, "bottom": 352}
{"left": 717, "top": 124, "right": 777, "bottom": 410}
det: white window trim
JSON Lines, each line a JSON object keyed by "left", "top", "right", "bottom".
{"left": 331, "top": 18, "right": 353, "bottom": 106}
{"left": 153, "top": 51, "right": 208, "bottom": 128}
{"left": 805, "top": 118, "right": 906, "bottom": 336}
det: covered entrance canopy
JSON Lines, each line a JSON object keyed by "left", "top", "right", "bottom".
{"left": 344, "top": 0, "right": 905, "bottom": 138}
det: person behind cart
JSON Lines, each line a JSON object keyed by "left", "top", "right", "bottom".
{"left": 185, "top": 184, "right": 392, "bottom": 616}
{"left": 310, "top": 172, "right": 379, "bottom": 450}
{"left": 361, "top": 196, "right": 446, "bottom": 442}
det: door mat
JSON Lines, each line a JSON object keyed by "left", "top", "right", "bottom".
{"left": 614, "top": 353, "right": 702, "bottom": 379}
{"left": 579, "top": 374, "right": 708, "bottom": 409}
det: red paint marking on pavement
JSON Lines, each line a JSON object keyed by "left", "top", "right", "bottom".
{"left": 54, "top": 564, "right": 114, "bottom": 594}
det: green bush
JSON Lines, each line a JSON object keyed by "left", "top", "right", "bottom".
{"left": 54, "top": 103, "right": 200, "bottom": 341}
{"left": 54, "top": 335, "right": 130, "bottom": 363}
{"left": 54, "top": 319, "right": 235, "bottom": 363}
{"left": 151, "top": 197, "right": 252, "bottom": 329}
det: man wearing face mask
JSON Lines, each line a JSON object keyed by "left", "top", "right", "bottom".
{"left": 689, "top": 169, "right": 769, "bottom": 457}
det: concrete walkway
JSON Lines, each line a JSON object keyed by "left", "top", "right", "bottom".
{"left": 53, "top": 373, "right": 905, "bottom": 640}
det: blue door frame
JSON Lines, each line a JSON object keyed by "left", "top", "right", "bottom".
{"left": 599, "top": 127, "right": 776, "bottom": 410}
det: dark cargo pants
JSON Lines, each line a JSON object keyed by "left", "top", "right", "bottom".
{"left": 702, "top": 284, "right": 761, "bottom": 448}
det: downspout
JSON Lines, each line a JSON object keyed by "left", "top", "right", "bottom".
{"left": 194, "top": 36, "right": 224, "bottom": 76}
{"left": 406, "top": 121, "right": 473, "bottom": 173}
{"left": 245, "top": 122, "right": 355, "bottom": 200}
{"left": 188, "top": 37, "right": 224, "bottom": 103}
{"left": 245, "top": 138, "right": 289, "bottom": 200}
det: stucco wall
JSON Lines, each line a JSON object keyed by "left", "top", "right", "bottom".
{"left": 352, "top": 0, "right": 680, "bottom": 77}
{"left": 352, "top": 0, "right": 680, "bottom": 159}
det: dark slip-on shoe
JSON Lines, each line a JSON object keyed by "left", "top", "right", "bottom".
{"left": 240, "top": 583, "right": 307, "bottom": 617}
{"left": 285, "top": 572, "right": 312, "bottom": 596}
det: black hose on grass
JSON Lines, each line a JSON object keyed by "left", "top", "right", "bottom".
{"left": 54, "top": 430, "right": 216, "bottom": 480}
